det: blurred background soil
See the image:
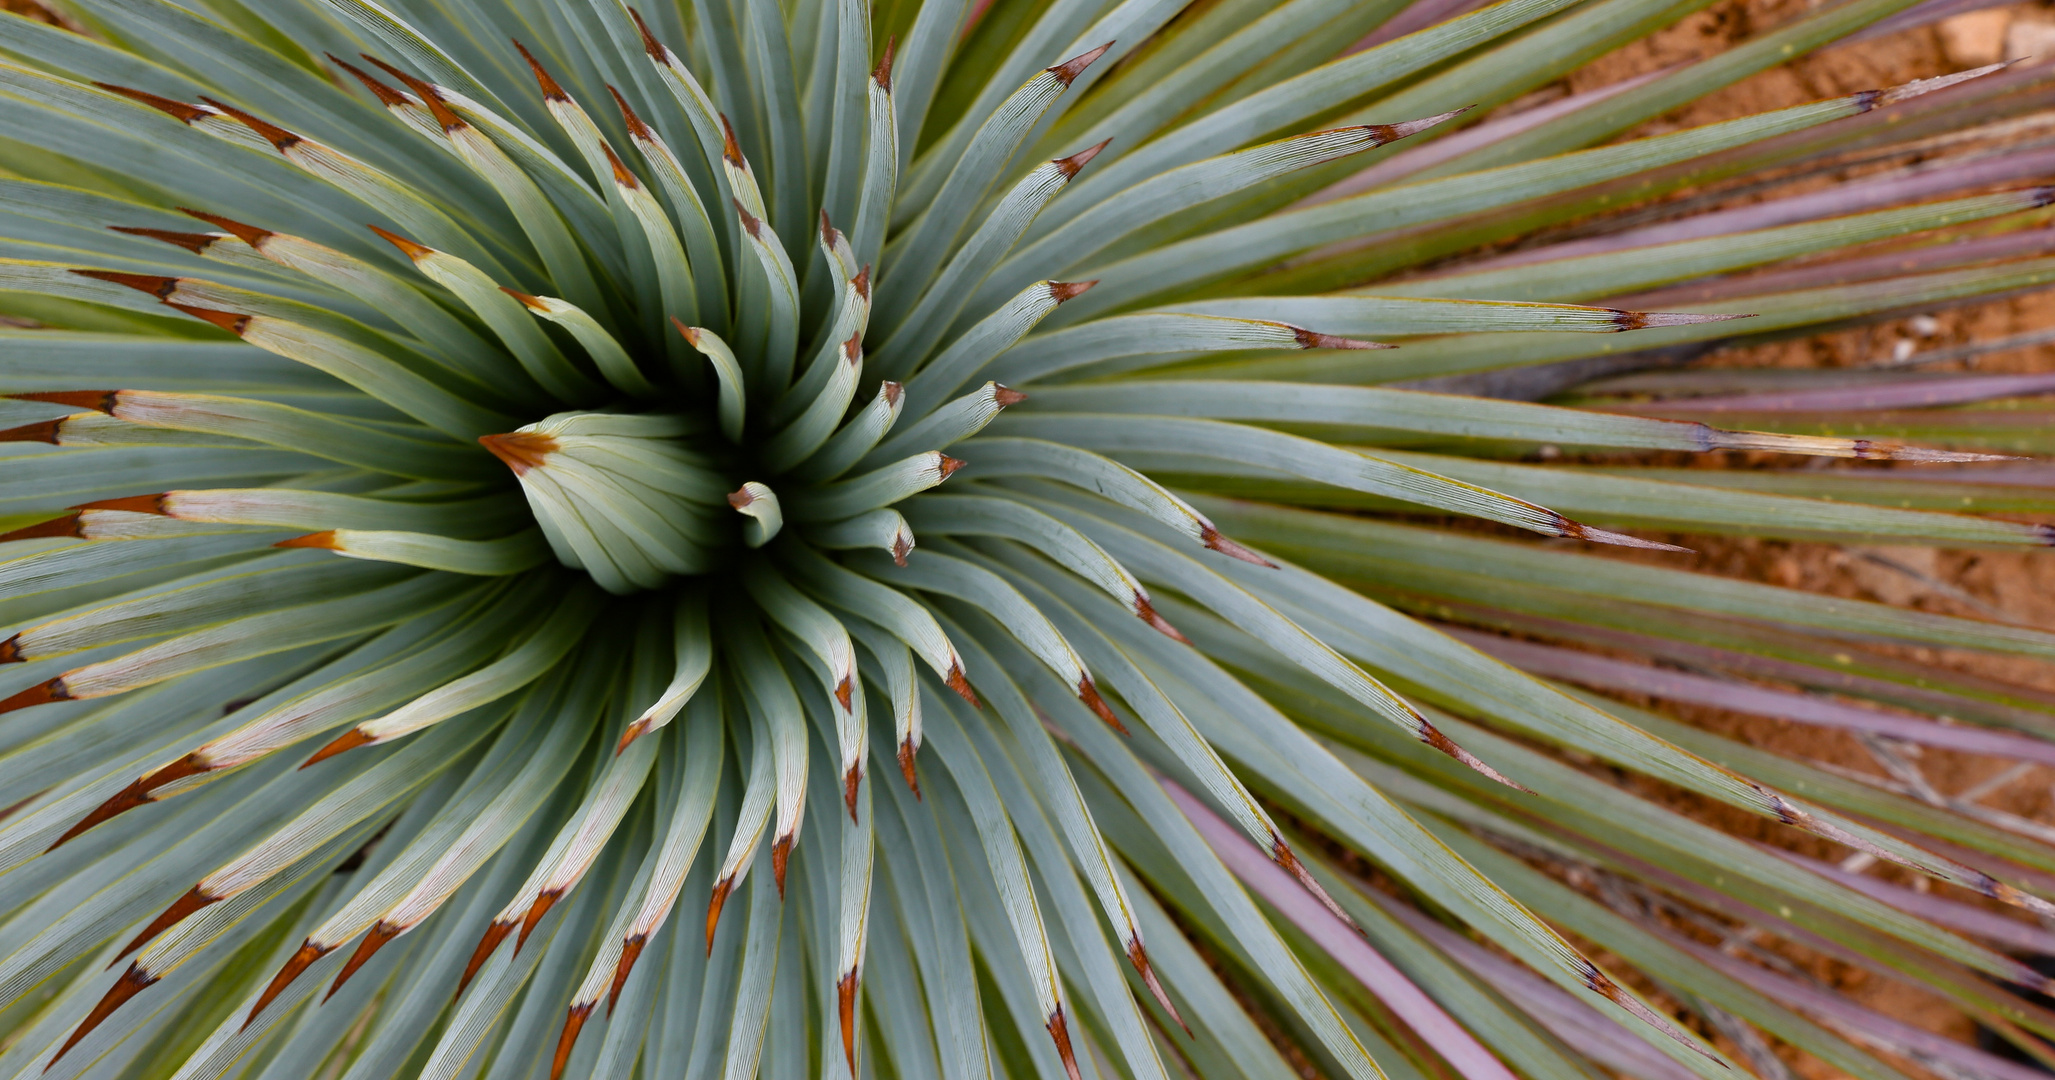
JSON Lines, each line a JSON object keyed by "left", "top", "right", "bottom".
{"left": 1469, "top": 0, "right": 2055, "bottom": 1068}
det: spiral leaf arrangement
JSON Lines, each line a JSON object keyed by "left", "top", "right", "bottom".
{"left": 3, "top": 0, "right": 2055, "bottom": 1077}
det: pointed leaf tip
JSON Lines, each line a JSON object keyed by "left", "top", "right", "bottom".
{"left": 608, "top": 85, "right": 654, "bottom": 139}
{"left": 626, "top": 5, "right": 667, "bottom": 59}
{"left": 1055, "top": 138, "right": 1112, "bottom": 177}
{"left": 1419, "top": 723, "right": 1531, "bottom": 792}
{"left": 1291, "top": 326, "right": 1389, "bottom": 350}
{"left": 13, "top": 389, "right": 117, "bottom": 413}
{"left": 1612, "top": 310, "right": 1754, "bottom": 330}
{"left": 327, "top": 921, "right": 399, "bottom": 1001}
{"left": 51, "top": 964, "right": 158, "bottom": 1068}
{"left": 109, "top": 226, "right": 215, "bottom": 254}
{"left": 705, "top": 876, "right": 735, "bottom": 954}
{"left": 1370, "top": 106, "right": 1471, "bottom": 144}
{"left": 512, "top": 40, "right": 568, "bottom": 100}
{"left": 838, "top": 970, "right": 860, "bottom": 1074}
{"left": 1046, "top": 1007, "right": 1085, "bottom": 1080}
{"left": 72, "top": 268, "right": 177, "bottom": 299}
{"left": 1048, "top": 42, "right": 1114, "bottom": 86}
{"left": 96, "top": 82, "right": 208, "bottom": 123}
{"left": 1870, "top": 62, "right": 2007, "bottom": 108}
{"left": 479, "top": 431, "right": 558, "bottom": 474}
{"left": 244, "top": 942, "right": 332, "bottom": 1031}
{"left": 0, "top": 677, "right": 68, "bottom": 716}
{"left": 609, "top": 934, "right": 649, "bottom": 1012}
{"left": 274, "top": 530, "right": 341, "bottom": 550}
{"left": 367, "top": 224, "right": 433, "bottom": 261}
{"left": 498, "top": 286, "right": 550, "bottom": 311}
{"left": 1128, "top": 939, "right": 1191, "bottom": 1035}
{"left": 550, "top": 1003, "right": 594, "bottom": 1080}
{"left": 179, "top": 208, "right": 272, "bottom": 247}
{"left": 1077, "top": 676, "right": 1128, "bottom": 733}
{"left": 198, "top": 97, "right": 300, "bottom": 151}
{"left": 328, "top": 54, "right": 411, "bottom": 108}
{"left": 873, "top": 35, "right": 896, "bottom": 90}
{"left": 1049, "top": 280, "right": 1098, "bottom": 302}
{"left": 0, "top": 512, "right": 82, "bottom": 543}
{"left": 301, "top": 727, "right": 374, "bottom": 768}
{"left": 993, "top": 385, "right": 1027, "bottom": 407}
{"left": 898, "top": 737, "right": 922, "bottom": 796}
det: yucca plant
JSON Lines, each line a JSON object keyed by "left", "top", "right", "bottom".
{"left": 4, "top": 0, "right": 2055, "bottom": 1076}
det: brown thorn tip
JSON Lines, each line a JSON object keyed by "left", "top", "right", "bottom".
{"left": 14, "top": 390, "right": 117, "bottom": 413}
{"left": 626, "top": 6, "right": 666, "bottom": 59}
{"left": 169, "top": 302, "right": 250, "bottom": 336}
{"left": 109, "top": 226, "right": 215, "bottom": 254}
{"left": 835, "top": 674, "right": 855, "bottom": 712}
{"left": 358, "top": 56, "right": 462, "bottom": 131}
{"left": 51, "top": 753, "right": 208, "bottom": 851}
{"left": 1, "top": 512, "right": 83, "bottom": 543}
{"left": 1055, "top": 138, "right": 1112, "bottom": 177}
{"left": 551, "top": 1003, "right": 594, "bottom": 1080}
{"left": 96, "top": 82, "right": 208, "bottom": 124}
{"left": 479, "top": 431, "right": 557, "bottom": 475}
{"left": 1049, "top": 42, "right": 1113, "bottom": 86}
{"left": 51, "top": 963, "right": 158, "bottom": 1067}
{"left": 516, "top": 890, "right": 561, "bottom": 952}
{"left": 854, "top": 264, "right": 873, "bottom": 301}
{"left": 938, "top": 455, "right": 967, "bottom": 479}
{"left": 197, "top": 97, "right": 300, "bottom": 151}
{"left": 0, "top": 634, "right": 22, "bottom": 664}
{"left": 366, "top": 224, "right": 432, "bottom": 261}
{"left": 946, "top": 663, "right": 980, "bottom": 707}
{"left": 178, "top": 208, "right": 272, "bottom": 247}
{"left": 891, "top": 528, "right": 914, "bottom": 567}
{"left": 1419, "top": 723, "right": 1531, "bottom": 792}
{"left": 1199, "top": 525, "right": 1277, "bottom": 567}
{"left": 773, "top": 834, "right": 793, "bottom": 896}
{"left": 499, "top": 286, "right": 549, "bottom": 311}
{"left": 78, "top": 493, "right": 169, "bottom": 516}
{"left": 820, "top": 208, "right": 838, "bottom": 244}
{"left": 1129, "top": 939, "right": 1191, "bottom": 1036}
{"left": 616, "top": 719, "right": 649, "bottom": 756}
{"left": 118, "top": 886, "right": 219, "bottom": 962}
{"left": 719, "top": 114, "right": 745, "bottom": 167}
{"left": 844, "top": 764, "right": 862, "bottom": 821}
{"left": 327, "top": 54, "right": 410, "bottom": 109}
{"left": 0, "top": 678, "right": 71, "bottom": 717}
{"left": 0, "top": 420, "right": 64, "bottom": 447}
{"left": 245, "top": 941, "right": 332, "bottom": 1030}
{"left": 1292, "top": 326, "right": 1388, "bottom": 350}
{"left": 1047, "top": 1007, "right": 1084, "bottom": 1080}
{"left": 275, "top": 530, "right": 340, "bottom": 550}
{"left": 512, "top": 41, "right": 568, "bottom": 100}
{"left": 1048, "top": 280, "right": 1098, "bottom": 302}
{"left": 602, "top": 142, "right": 639, "bottom": 188}
{"left": 839, "top": 969, "right": 860, "bottom": 1073}
{"left": 898, "top": 737, "right": 921, "bottom": 798}
{"left": 301, "top": 727, "right": 374, "bottom": 769}
{"left": 608, "top": 85, "right": 652, "bottom": 138}
{"left": 327, "top": 922, "right": 399, "bottom": 1001}
{"left": 727, "top": 486, "right": 756, "bottom": 510}
{"left": 609, "top": 933, "right": 648, "bottom": 1013}
{"left": 705, "top": 878, "right": 735, "bottom": 954}
{"left": 993, "top": 385, "right": 1028, "bottom": 407}
{"left": 456, "top": 921, "right": 512, "bottom": 1000}
{"left": 873, "top": 36, "right": 896, "bottom": 91}
{"left": 73, "top": 269, "right": 178, "bottom": 298}
{"left": 1077, "top": 676, "right": 1128, "bottom": 734}
{"left": 1135, "top": 596, "right": 1189, "bottom": 643}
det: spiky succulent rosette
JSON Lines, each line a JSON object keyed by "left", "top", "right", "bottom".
{"left": 6, "top": 0, "right": 2055, "bottom": 1077}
